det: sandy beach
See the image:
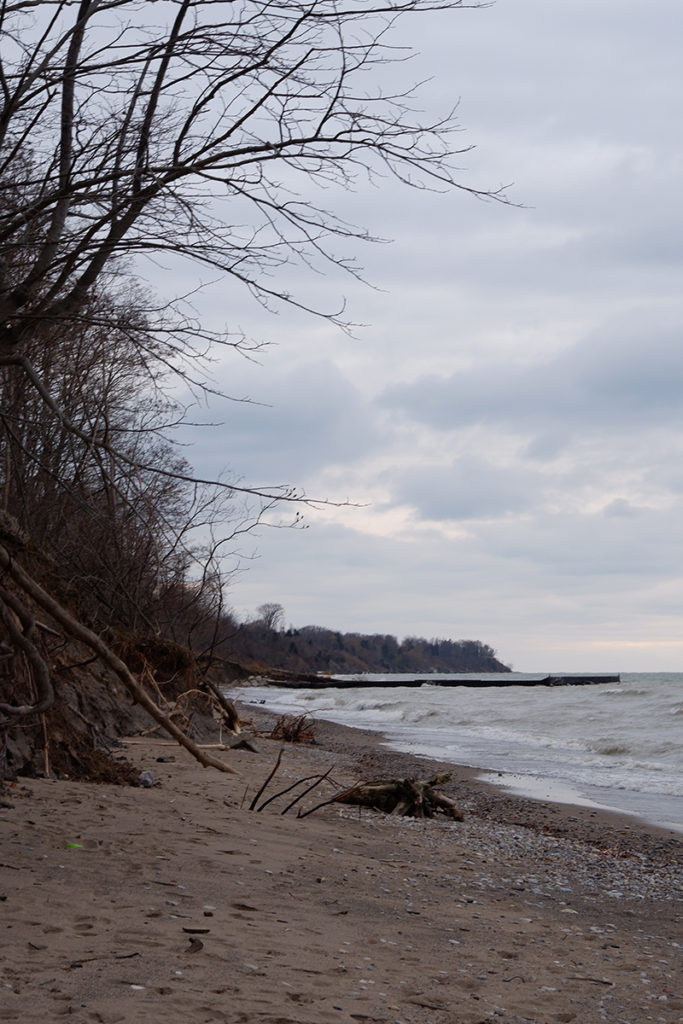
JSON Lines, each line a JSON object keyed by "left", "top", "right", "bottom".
{"left": 1, "top": 707, "right": 681, "bottom": 1024}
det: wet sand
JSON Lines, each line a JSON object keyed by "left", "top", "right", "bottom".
{"left": 0, "top": 708, "right": 680, "bottom": 1024}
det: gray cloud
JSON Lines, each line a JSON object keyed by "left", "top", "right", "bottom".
{"left": 388, "top": 456, "right": 543, "bottom": 521}
{"left": 476, "top": 504, "right": 683, "bottom": 581}
{"left": 381, "top": 319, "right": 683, "bottom": 450}
{"left": 187, "top": 357, "right": 384, "bottom": 484}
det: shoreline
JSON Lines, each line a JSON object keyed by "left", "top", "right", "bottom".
{"left": 235, "top": 679, "right": 683, "bottom": 840}
{"left": 244, "top": 703, "right": 683, "bottom": 855}
{"left": 479, "top": 769, "right": 683, "bottom": 837}
{"left": 1, "top": 708, "right": 680, "bottom": 1023}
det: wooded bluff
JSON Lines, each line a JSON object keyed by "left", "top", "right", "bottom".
{"left": 228, "top": 621, "right": 509, "bottom": 675}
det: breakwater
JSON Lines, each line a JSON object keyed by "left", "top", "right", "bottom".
{"left": 262, "top": 673, "right": 620, "bottom": 689}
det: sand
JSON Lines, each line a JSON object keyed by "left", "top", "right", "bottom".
{"left": 1, "top": 709, "right": 681, "bottom": 1024}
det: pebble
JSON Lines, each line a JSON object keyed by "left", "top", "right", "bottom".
{"left": 349, "top": 810, "right": 680, "bottom": 904}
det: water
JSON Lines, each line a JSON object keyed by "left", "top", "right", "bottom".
{"left": 228, "top": 672, "right": 683, "bottom": 832}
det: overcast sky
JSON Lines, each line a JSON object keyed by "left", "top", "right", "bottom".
{"left": 171, "top": 0, "right": 683, "bottom": 672}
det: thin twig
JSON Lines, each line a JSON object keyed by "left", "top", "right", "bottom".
{"left": 297, "top": 783, "right": 359, "bottom": 819}
{"left": 249, "top": 747, "right": 283, "bottom": 811}
{"left": 281, "top": 766, "right": 333, "bottom": 816}
{"left": 41, "top": 713, "right": 50, "bottom": 778}
{"left": 256, "top": 774, "right": 320, "bottom": 813}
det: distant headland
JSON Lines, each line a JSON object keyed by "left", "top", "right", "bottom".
{"left": 228, "top": 613, "right": 510, "bottom": 675}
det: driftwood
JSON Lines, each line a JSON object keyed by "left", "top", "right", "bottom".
{"left": 269, "top": 712, "right": 316, "bottom": 744}
{"left": 204, "top": 680, "right": 241, "bottom": 736}
{"left": 302, "top": 772, "right": 465, "bottom": 820}
{"left": 248, "top": 748, "right": 464, "bottom": 821}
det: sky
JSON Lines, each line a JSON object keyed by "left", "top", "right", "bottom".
{"left": 169, "top": 0, "right": 683, "bottom": 673}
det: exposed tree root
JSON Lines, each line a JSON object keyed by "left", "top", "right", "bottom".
{"left": 0, "top": 585, "right": 53, "bottom": 719}
{"left": 269, "top": 712, "right": 316, "bottom": 744}
{"left": 0, "top": 544, "right": 235, "bottom": 774}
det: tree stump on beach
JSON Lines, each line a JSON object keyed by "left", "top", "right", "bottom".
{"left": 334, "top": 772, "right": 464, "bottom": 820}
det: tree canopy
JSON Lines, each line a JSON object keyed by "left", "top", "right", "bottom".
{"left": 1, "top": 0, "right": 498, "bottom": 365}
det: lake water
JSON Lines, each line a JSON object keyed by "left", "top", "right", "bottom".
{"left": 229, "top": 672, "right": 683, "bottom": 832}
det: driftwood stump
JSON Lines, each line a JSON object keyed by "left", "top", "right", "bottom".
{"left": 334, "top": 772, "right": 464, "bottom": 820}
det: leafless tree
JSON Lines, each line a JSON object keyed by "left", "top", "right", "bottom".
{"left": 0, "top": 0, "right": 503, "bottom": 755}
{"left": 257, "top": 602, "right": 285, "bottom": 632}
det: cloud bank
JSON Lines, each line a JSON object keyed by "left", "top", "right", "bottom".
{"left": 170, "top": 0, "right": 683, "bottom": 671}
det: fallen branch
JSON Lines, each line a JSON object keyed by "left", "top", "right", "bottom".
{"left": 0, "top": 544, "right": 235, "bottom": 773}
{"left": 568, "top": 975, "right": 615, "bottom": 986}
{"left": 249, "top": 747, "right": 283, "bottom": 810}
{"left": 280, "top": 767, "right": 333, "bottom": 815}
{"left": 256, "top": 774, "right": 320, "bottom": 813}
{"left": 297, "top": 789, "right": 348, "bottom": 819}
{"left": 203, "top": 680, "right": 241, "bottom": 735}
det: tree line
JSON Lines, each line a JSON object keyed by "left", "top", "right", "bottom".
{"left": 228, "top": 606, "right": 509, "bottom": 674}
